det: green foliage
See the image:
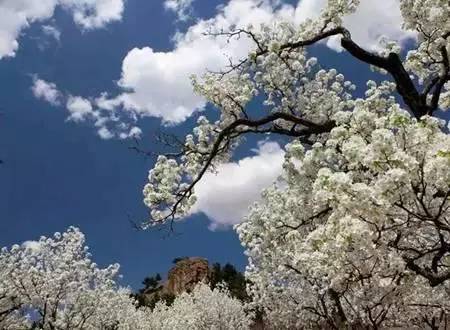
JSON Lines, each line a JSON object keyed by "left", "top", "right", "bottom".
{"left": 141, "top": 273, "right": 162, "bottom": 293}
{"left": 210, "top": 263, "right": 249, "bottom": 302}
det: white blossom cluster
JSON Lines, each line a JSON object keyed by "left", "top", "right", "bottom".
{"left": 144, "top": 23, "right": 355, "bottom": 225}
{"left": 148, "top": 282, "right": 252, "bottom": 330}
{"left": 400, "top": 0, "right": 450, "bottom": 109}
{"left": 0, "top": 227, "right": 149, "bottom": 329}
{"left": 142, "top": 115, "right": 231, "bottom": 223}
{"left": 142, "top": 0, "right": 450, "bottom": 328}
{"left": 238, "top": 82, "right": 450, "bottom": 328}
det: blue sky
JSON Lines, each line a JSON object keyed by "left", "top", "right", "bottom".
{"left": 0, "top": 0, "right": 246, "bottom": 290}
{"left": 0, "top": 0, "right": 420, "bottom": 289}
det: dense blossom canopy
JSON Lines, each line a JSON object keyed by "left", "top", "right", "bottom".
{"left": 0, "top": 228, "right": 249, "bottom": 330}
{"left": 0, "top": 227, "right": 149, "bottom": 329}
{"left": 148, "top": 282, "right": 252, "bottom": 329}
{"left": 3, "top": 0, "right": 450, "bottom": 328}
{"left": 143, "top": 0, "right": 450, "bottom": 328}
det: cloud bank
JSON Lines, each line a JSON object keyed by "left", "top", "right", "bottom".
{"left": 33, "top": 0, "right": 416, "bottom": 130}
{"left": 0, "top": 0, "right": 124, "bottom": 59}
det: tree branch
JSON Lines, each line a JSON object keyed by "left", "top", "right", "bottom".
{"left": 152, "top": 113, "right": 335, "bottom": 225}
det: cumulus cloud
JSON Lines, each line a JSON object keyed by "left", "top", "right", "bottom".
{"left": 66, "top": 96, "right": 93, "bottom": 122}
{"left": 99, "top": 0, "right": 414, "bottom": 125}
{"left": 120, "top": 126, "right": 142, "bottom": 139}
{"left": 30, "top": 0, "right": 416, "bottom": 139}
{"left": 65, "top": 0, "right": 125, "bottom": 29}
{"left": 108, "top": 0, "right": 292, "bottom": 124}
{"left": 32, "top": 77, "right": 142, "bottom": 140}
{"left": 191, "top": 141, "right": 285, "bottom": 229}
{"left": 97, "top": 126, "right": 114, "bottom": 139}
{"left": 95, "top": 92, "right": 124, "bottom": 111}
{"left": 96, "top": 123, "right": 142, "bottom": 140}
{"left": 31, "top": 77, "right": 62, "bottom": 106}
{"left": 164, "top": 0, "right": 195, "bottom": 22}
{"left": 0, "top": 0, "right": 124, "bottom": 59}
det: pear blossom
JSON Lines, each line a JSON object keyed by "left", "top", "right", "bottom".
{"left": 0, "top": 227, "right": 150, "bottom": 329}
{"left": 148, "top": 282, "right": 252, "bottom": 330}
{"left": 142, "top": 0, "right": 450, "bottom": 327}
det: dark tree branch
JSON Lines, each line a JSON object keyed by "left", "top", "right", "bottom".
{"left": 430, "top": 46, "right": 450, "bottom": 111}
{"left": 404, "top": 257, "right": 450, "bottom": 287}
{"left": 339, "top": 36, "right": 428, "bottom": 118}
{"left": 228, "top": 26, "right": 439, "bottom": 118}
{"left": 151, "top": 112, "right": 335, "bottom": 225}
{"left": 149, "top": 24, "right": 450, "bottom": 230}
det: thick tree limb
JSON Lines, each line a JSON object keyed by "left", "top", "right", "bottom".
{"left": 257, "top": 26, "right": 440, "bottom": 118}
{"left": 404, "top": 258, "right": 450, "bottom": 287}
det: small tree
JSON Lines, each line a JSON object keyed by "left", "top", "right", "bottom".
{"left": 134, "top": 272, "right": 175, "bottom": 310}
{"left": 210, "top": 263, "right": 248, "bottom": 302}
{"left": 141, "top": 273, "right": 162, "bottom": 292}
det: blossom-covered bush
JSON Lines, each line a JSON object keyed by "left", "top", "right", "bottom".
{"left": 143, "top": 0, "right": 450, "bottom": 328}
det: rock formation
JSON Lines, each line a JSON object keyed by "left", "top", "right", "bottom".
{"left": 165, "top": 257, "right": 210, "bottom": 295}
{"left": 136, "top": 257, "right": 248, "bottom": 311}
{"left": 138, "top": 257, "right": 210, "bottom": 307}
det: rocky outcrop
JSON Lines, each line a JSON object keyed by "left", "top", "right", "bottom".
{"left": 137, "top": 257, "right": 248, "bottom": 312}
{"left": 165, "top": 257, "right": 210, "bottom": 295}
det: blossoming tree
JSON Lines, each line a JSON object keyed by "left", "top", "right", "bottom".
{"left": 143, "top": 0, "right": 450, "bottom": 328}
{"left": 0, "top": 228, "right": 253, "bottom": 329}
{"left": 0, "top": 227, "right": 150, "bottom": 329}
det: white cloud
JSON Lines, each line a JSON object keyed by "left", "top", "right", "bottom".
{"left": 0, "top": 0, "right": 55, "bottom": 58}
{"left": 32, "top": 77, "right": 62, "bottom": 106}
{"left": 42, "top": 25, "right": 61, "bottom": 42}
{"left": 66, "top": 95, "right": 93, "bottom": 122}
{"left": 96, "top": 124, "right": 141, "bottom": 140}
{"left": 63, "top": 0, "right": 125, "bottom": 29}
{"left": 30, "top": 0, "right": 416, "bottom": 141}
{"left": 191, "top": 141, "right": 285, "bottom": 229}
{"left": 101, "top": 0, "right": 414, "bottom": 125}
{"left": 164, "top": 0, "right": 195, "bottom": 22}
{"left": 120, "top": 126, "right": 142, "bottom": 139}
{"left": 97, "top": 126, "right": 114, "bottom": 139}
{"left": 95, "top": 92, "right": 124, "bottom": 111}
{"left": 294, "top": 0, "right": 416, "bottom": 51}
{"left": 32, "top": 78, "right": 142, "bottom": 140}
{"left": 110, "top": 0, "right": 292, "bottom": 124}
{"left": 0, "top": 0, "right": 124, "bottom": 59}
